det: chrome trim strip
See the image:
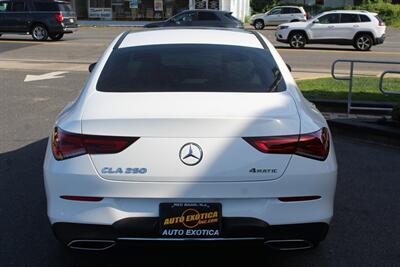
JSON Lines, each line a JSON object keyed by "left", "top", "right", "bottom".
{"left": 67, "top": 240, "right": 116, "bottom": 251}
{"left": 118, "top": 237, "right": 264, "bottom": 241}
{"left": 264, "top": 239, "right": 314, "bottom": 251}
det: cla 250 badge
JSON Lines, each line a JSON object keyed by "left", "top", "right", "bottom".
{"left": 101, "top": 167, "right": 147, "bottom": 174}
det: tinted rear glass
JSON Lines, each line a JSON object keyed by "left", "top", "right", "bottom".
{"left": 197, "top": 11, "right": 219, "bottom": 21}
{"left": 340, "top": 14, "right": 360, "bottom": 23}
{"left": 375, "top": 15, "right": 384, "bottom": 23}
{"left": 225, "top": 13, "right": 242, "bottom": 23}
{"left": 282, "top": 8, "right": 301, "bottom": 14}
{"left": 360, "top": 15, "right": 371, "bottom": 22}
{"left": 97, "top": 44, "right": 285, "bottom": 93}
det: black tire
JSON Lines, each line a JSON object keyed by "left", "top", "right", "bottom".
{"left": 353, "top": 34, "right": 373, "bottom": 51}
{"left": 50, "top": 33, "right": 64, "bottom": 41}
{"left": 289, "top": 32, "right": 306, "bottom": 49}
{"left": 254, "top": 19, "right": 265, "bottom": 30}
{"left": 31, "top": 24, "right": 48, "bottom": 41}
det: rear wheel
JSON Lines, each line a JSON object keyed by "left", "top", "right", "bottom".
{"left": 354, "top": 34, "right": 373, "bottom": 51}
{"left": 289, "top": 32, "right": 306, "bottom": 49}
{"left": 254, "top": 19, "right": 265, "bottom": 30}
{"left": 31, "top": 24, "right": 48, "bottom": 41}
{"left": 50, "top": 33, "right": 64, "bottom": 41}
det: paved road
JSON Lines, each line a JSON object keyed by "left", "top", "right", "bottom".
{"left": 0, "top": 68, "right": 400, "bottom": 266}
{"left": 1, "top": 27, "right": 400, "bottom": 79}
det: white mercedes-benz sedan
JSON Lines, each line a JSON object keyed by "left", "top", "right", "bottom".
{"left": 44, "top": 28, "right": 337, "bottom": 251}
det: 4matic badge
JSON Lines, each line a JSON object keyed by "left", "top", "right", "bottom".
{"left": 249, "top": 168, "right": 278, "bottom": 174}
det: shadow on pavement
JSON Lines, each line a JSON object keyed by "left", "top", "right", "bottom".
{"left": 275, "top": 46, "right": 357, "bottom": 52}
{"left": 0, "top": 139, "right": 330, "bottom": 267}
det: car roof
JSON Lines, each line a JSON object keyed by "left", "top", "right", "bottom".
{"left": 324, "top": 10, "right": 375, "bottom": 15}
{"left": 118, "top": 28, "right": 264, "bottom": 49}
{"left": 273, "top": 6, "right": 303, "bottom": 9}
{"left": 188, "top": 9, "right": 230, "bottom": 13}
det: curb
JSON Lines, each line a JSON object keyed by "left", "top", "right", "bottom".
{"left": 77, "top": 21, "right": 150, "bottom": 27}
{"left": 328, "top": 118, "right": 400, "bottom": 147}
{"left": 311, "top": 99, "right": 394, "bottom": 114}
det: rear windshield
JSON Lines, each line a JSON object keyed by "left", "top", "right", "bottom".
{"left": 33, "top": 2, "right": 72, "bottom": 12}
{"left": 97, "top": 44, "right": 285, "bottom": 93}
{"left": 225, "top": 13, "right": 242, "bottom": 23}
{"left": 375, "top": 15, "right": 384, "bottom": 23}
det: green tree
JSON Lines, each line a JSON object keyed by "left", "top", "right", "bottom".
{"left": 250, "top": 0, "right": 278, "bottom": 13}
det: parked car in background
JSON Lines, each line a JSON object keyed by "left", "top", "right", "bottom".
{"left": 145, "top": 10, "right": 244, "bottom": 29}
{"left": 275, "top": 10, "right": 386, "bottom": 51}
{"left": 0, "top": 0, "right": 77, "bottom": 41}
{"left": 250, "top": 6, "right": 307, "bottom": 30}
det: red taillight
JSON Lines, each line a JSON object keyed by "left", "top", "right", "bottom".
{"left": 51, "top": 127, "right": 139, "bottom": 160}
{"left": 296, "top": 127, "right": 329, "bottom": 160}
{"left": 55, "top": 12, "right": 64, "bottom": 23}
{"left": 244, "top": 135, "right": 298, "bottom": 154}
{"left": 243, "top": 127, "right": 330, "bottom": 161}
{"left": 60, "top": 196, "right": 103, "bottom": 202}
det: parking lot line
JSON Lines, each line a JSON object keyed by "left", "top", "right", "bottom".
{"left": 277, "top": 48, "right": 400, "bottom": 56}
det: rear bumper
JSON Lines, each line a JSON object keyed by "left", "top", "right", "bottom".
{"left": 48, "top": 24, "right": 78, "bottom": 35}
{"left": 52, "top": 219, "right": 329, "bottom": 247}
{"left": 375, "top": 34, "right": 385, "bottom": 45}
{"left": 62, "top": 27, "right": 78, "bottom": 34}
{"left": 44, "top": 136, "right": 337, "bottom": 237}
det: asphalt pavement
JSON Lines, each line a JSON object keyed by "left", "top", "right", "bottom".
{"left": 0, "top": 64, "right": 400, "bottom": 266}
{"left": 1, "top": 27, "right": 400, "bottom": 79}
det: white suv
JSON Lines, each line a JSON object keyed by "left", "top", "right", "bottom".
{"left": 276, "top": 10, "right": 386, "bottom": 51}
{"left": 250, "top": 6, "right": 307, "bottom": 30}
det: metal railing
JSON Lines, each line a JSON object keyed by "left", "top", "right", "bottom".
{"left": 331, "top": 59, "right": 400, "bottom": 114}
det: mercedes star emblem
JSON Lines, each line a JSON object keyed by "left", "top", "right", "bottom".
{"left": 179, "top": 143, "right": 203, "bottom": 166}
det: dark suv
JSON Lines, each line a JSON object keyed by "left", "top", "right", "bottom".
{"left": 0, "top": 0, "right": 77, "bottom": 41}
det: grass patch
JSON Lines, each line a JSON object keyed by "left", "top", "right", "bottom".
{"left": 297, "top": 77, "right": 400, "bottom": 103}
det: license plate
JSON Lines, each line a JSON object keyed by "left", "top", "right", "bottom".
{"left": 159, "top": 203, "right": 222, "bottom": 238}
{"left": 69, "top": 18, "right": 74, "bottom": 23}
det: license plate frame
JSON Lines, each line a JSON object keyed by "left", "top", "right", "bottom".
{"left": 159, "top": 203, "right": 222, "bottom": 238}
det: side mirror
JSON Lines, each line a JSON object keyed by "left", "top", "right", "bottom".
{"left": 286, "top": 64, "right": 292, "bottom": 72}
{"left": 313, "top": 19, "right": 320, "bottom": 24}
{"left": 89, "top": 62, "right": 96, "bottom": 73}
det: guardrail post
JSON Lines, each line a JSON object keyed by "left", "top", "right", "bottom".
{"left": 347, "top": 61, "right": 354, "bottom": 115}
{"left": 331, "top": 59, "right": 400, "bottom": 115}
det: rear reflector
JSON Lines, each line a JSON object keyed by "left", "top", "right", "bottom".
{"left": 60, "top": 196, "right": 103, "bottom": 202}
{"left": 243, "top": 127, "right": 329, "bottom": 161}
{"left": 278, "top": 196, "right": 321, "bottom": 202}
{"left": 52, "top": 127, "right": 139, "bottom": 160}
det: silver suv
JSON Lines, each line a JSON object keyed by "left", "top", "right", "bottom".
{"left": 250, "top": 6, "right": 307, "bottom": 30}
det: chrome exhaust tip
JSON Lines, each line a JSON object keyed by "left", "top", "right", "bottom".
{"left": 264, "top": 239, "right": 314, "bottom": 251}
{"left": 67, "top": 240, "right": 116, "bottom": 251}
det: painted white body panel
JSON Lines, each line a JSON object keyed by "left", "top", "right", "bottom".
{"left": 120, "top": 29, "right": 263, "bottom": 49}
{"left": 44, "top": 139, "right": 337, "bottom": 225}
{"left": 43, "top": 29, "right": 337, "bottom": 240}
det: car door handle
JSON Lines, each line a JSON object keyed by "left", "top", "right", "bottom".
{"left": 353, "top": 25, "right": 360, "bottom": 27}
{"left": 328, "top": 26, "right": 335, "bottom": 29}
